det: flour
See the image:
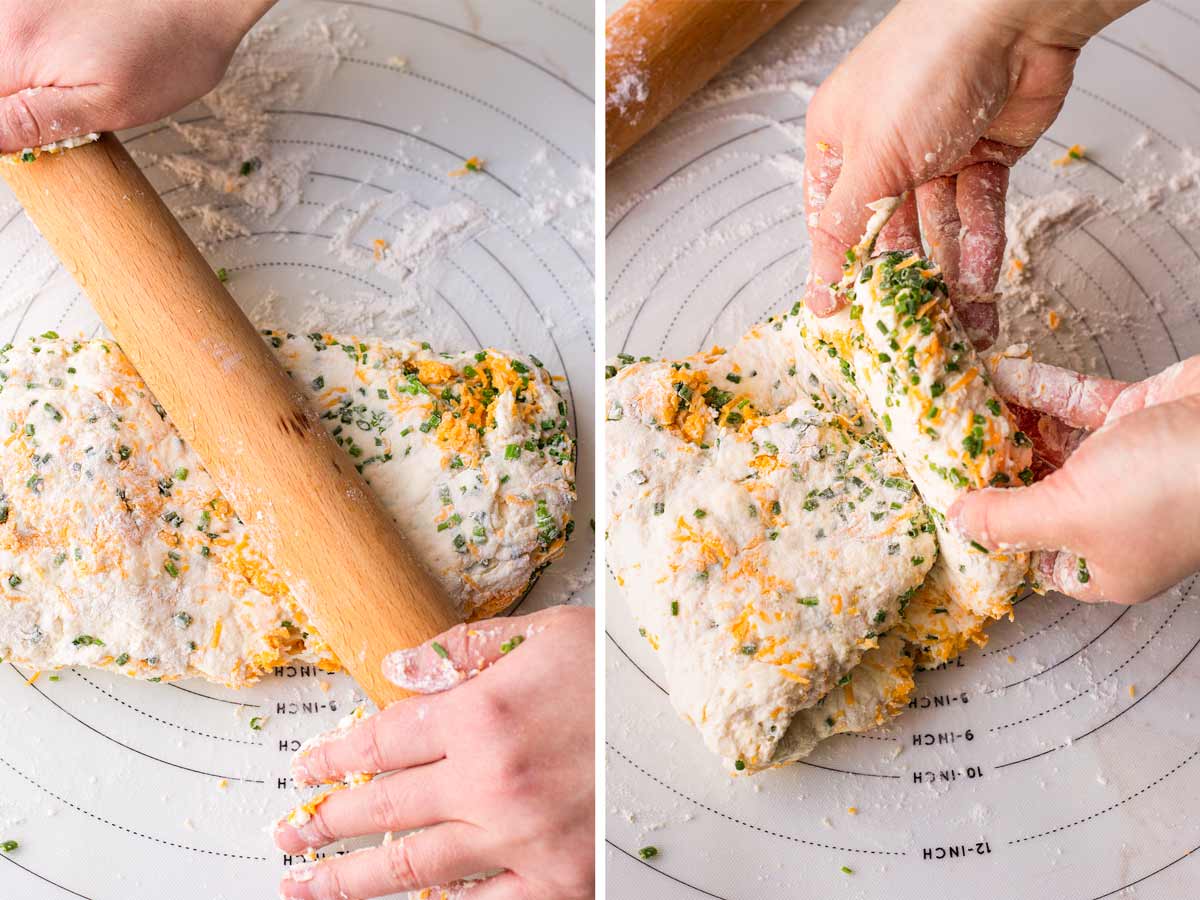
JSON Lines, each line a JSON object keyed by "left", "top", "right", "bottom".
{"left": 1004, "top": 189, "right": 1101, "bottom": 277}
{"left": 676, "top": 19, "right": 868, "bottom": 117}
{"left": 997, "top": 137, "right": 1200, "bottom": 377}
{"left": 134, "top": 15, "right": 360, "bottom": 231}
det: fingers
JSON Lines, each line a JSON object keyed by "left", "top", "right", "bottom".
{"left": 421, "top": 873, "right": 527, "bottom": 900}
{"left": 291, "top": 700, "right": 447, "bottom": 789}
{"left": 913, "top": 173, "right": 999, "bottom": 348}
{"left": 955, "top": 300, "right": 1000, "bottom": 351}
{"left": 989, "top": 356, "right": 1128, "bottom": 429}
{"left": 952, "top": 481, "right": 1102, "bottom": 602}
{"left": 1106, "top": 357, "right": 1200, "bottom": 422}
{"left": 915, "top": 176, "right": 961, "bottom": 286}
{"left": 803, "top": 137, "right": 844, "bottom": 315}
{"left": 1031, "top": 551, "right": 1104, "bottom": 603}
{"left": 278, "top": 823, "right": 496, "bottom": 900}
{"left": 811, "top": 153, "right": 906, "bottom": 307}
{"left": 382, "top": 616, "right": 540, "bottom": 695}
{"left": 275, "top": 763, "right": 452, "bottom": 853}
{"left": 875, "top": 192, "right": 922, "bottom": 254}
{"left": 1005, "top": 401, "right": 1084, "bottom": 472}
{"left": 949, "top": 138, "right": 1027, "bottom": 171}
{"left": 956, "top": 162, "right": 1009, "bottom": 297}
{"left": 0, "top": 85, "right": 108, "bottom": 153}
{"left": 948, "top": 474, "right": 1083, "bottom": 554}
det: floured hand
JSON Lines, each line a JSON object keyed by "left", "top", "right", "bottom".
{"left": 951, "top": 354, "right": 1200, "bottom": 604}
{"left": 0, "top": 0, "right": 275, "bottom": 152}
{"left": 274, "top": 605, "right": 595, "bottom": 900}
{"left": 802, "top": 0, "right": 1145, "bottom": 344}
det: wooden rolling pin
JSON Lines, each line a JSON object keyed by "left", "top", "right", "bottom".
{"left": 606, "top": 0, "right": 806, "bottom": 165}
{"left": 1, "top": 134, "right": 460, "bottom": 706}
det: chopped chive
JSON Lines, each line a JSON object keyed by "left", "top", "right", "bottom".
{"left": 500, "top": 635, "right": 525, "bottom": 654}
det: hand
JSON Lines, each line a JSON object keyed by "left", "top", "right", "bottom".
{"left": 802, "top": 0, "right": 1143, "bottom": 340}
{"left": 950, "top": 355, "right": 1200, "bottom": 604}
{"left": 274, "top": 605, "right": 596, "bottom": 900}
{"left": 0, "top": 0, "right": 275, "bottom": 152}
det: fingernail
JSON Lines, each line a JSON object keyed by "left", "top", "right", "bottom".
{"left": 382, "top": 646, "right": 463, "bottom": 694}
{"left": 290, "top": 755, "right": 313, "bottom": 787}
{"left": 279, "top": 861, "right": 319, "bottom": 899}
{"left": 945, "top": 498, "right": 973, "bottom": 539}
{"left": 805, "top": 286, "right": 837, "bottom": 317}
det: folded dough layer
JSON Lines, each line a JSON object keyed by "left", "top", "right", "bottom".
{"left": 607, "top": 354, "right": 933, "bottom": 768}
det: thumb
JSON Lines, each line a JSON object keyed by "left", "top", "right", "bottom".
{"left": 810, "top": 153, "right": 909, "bottom": 301}
{"left": 0, "top": 85, "right": 111, "bottom": 153}
{"left": 949, "top": 477, "right": 1082, "bottom": 554}
{"left": 382, "top": 615, "right": 538, "bottom": 694}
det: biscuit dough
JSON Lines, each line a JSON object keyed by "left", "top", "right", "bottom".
{"left": 607, "top": 198, "right": 1033, "bottom": 770}
{"left": 0, "top": 332, "right": 575, "bottom": 686}
{"left": 607, "top": 346, "right": 934, "bottom": 768}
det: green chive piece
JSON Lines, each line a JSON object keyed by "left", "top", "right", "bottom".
{"left": 500, "top": 635, "right": 525, "bottom": 654}
{"left": 431, "top": 641, "right": 449, "bottom": 659}
{"left": 638, "top": 846, "right": 659, "bottom": 860}
{"left": 249, "top": 717, "right": 265, "bottom": 731}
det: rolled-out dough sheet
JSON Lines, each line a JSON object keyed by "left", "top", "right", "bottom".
{"left": 0, "top": 330, "right": 576, "bottom": 686}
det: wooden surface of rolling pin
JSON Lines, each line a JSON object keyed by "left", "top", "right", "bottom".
{"left": 606, "top": 0, "right": 806, "bottom": 165}
{"left": 0, "top": 134, "right": 461, "bottom": 707}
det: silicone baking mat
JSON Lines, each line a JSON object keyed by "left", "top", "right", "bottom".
{"left": 605, "top": 1, "right": 1200, "bottom": 897}
{"left": 0, "top": 1, "right": 594, "bottom": 896}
